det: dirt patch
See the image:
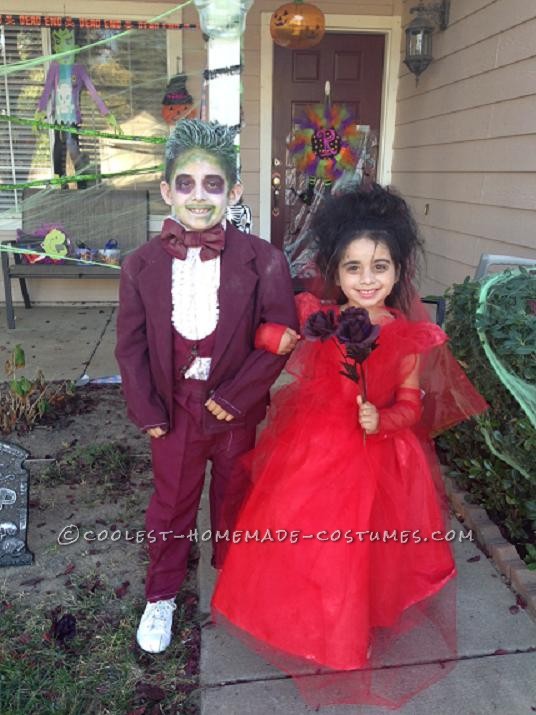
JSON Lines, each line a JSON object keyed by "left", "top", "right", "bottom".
{"left": 7, "top": 384, "right": 146, "bottom": 459}
{"left": 1, "top": 386, "right": 150, "bottom": 605}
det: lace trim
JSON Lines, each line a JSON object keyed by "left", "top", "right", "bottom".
{"left": 171, "top": 246, "right": 220, "bottom": 340}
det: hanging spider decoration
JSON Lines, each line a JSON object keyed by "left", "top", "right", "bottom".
{"left": 288, "top": 104, "right": 363, "bottom": 182}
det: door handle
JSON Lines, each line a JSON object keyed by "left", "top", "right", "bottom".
{"left": 271, "top": 172, "right": 281, "bottom": 216}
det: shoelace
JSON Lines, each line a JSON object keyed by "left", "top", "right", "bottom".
{"left": 145, "top": 601, "right": 176, "bottom": 629}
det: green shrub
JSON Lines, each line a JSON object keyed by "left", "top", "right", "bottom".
{"left": 0, "top": 345, "right": 76, "bottom": 434}
{"left": 438, "top": 270, "right": 536, "bottom": 567}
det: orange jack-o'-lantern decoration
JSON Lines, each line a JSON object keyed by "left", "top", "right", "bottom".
{"left": 161, "top": 73, "right": 197, "bottom": 126}
{"left": 162, "top": 103, "right": 197, "bottom": 125}
{"left": 270, "top": 0, "right": 325, "bottom": 49}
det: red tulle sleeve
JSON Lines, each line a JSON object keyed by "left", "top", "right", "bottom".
{"left": 375, "top": 386, "right": 423, "bottom": 436}
{"left": 254, "top": 323, "right": 288, "bottom": 353}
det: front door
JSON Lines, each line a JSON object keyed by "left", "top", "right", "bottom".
{"left": 270, "top": 32, "right": 385, "bottom": 259}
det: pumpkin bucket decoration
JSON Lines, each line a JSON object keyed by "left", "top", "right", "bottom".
{"left": 161, "top": 74, "right": 196, "bottom": 125}
{"left": 270, "top": 0, "right": 326, "bottom": 49}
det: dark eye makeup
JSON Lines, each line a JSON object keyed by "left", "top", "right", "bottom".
{"left": 175, "top": 175, "right": 195, "bottom": 193}
{"left": 174, "top": 174, "right": 225, "bottom": 195}
{"left": 203, "top": 176, "right": 225, "bottom": 194}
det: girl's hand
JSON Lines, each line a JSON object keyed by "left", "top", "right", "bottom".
{"left": 147, "top": 426, "right": 167, "bottom": 438}
{"left": 357, "top": 395, "right": 379, "bottom": 434}
{"left": 277, "top": 328, "right": 301, "bottom": 355}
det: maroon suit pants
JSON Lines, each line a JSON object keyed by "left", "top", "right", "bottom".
{"left": 145, "top": 380, "right": 255, "bottom": 602}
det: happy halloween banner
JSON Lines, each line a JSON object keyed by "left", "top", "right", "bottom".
{"left": 0, "top": 14, "right": 196, "bottom": 31}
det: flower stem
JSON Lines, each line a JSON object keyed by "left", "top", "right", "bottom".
{"left": 359, "top": 362, "right": 367, "bottom": 402}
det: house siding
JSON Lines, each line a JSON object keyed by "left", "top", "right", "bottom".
{"left": 393, "top": 0, "right": 536, "bottom": 293}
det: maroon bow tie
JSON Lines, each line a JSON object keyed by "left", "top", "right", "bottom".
{"left": 160, "top": 218, "right": 225, "bottom": 261}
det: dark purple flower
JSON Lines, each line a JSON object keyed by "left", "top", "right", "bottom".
{"left": 527, "top": 299, "right": 536, "bottom": 315}
{"left": 336, "top": 307, "right": 380, "bottom": 354}
{"left": 303, "top": 309, "right": 338, "bottom": 342}
{"left": 335, "top": 308, "right": 380, "bottom": 403}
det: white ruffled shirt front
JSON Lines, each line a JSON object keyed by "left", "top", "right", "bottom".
{"left": 169, "top": 217, "right": 221, "bottom": 381}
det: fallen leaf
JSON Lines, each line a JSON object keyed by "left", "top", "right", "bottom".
{"left": 53, "top": 613, "right": 77, "bottom": 644}
{"left": 516, "top": 594, "right": 527, "bottom": 609}
{"left": 135, "top": 682, "right": 166, "bottom": 701}
{"left": 466, "top": 555, "right": 480, "bottom": 563}
{"left": 115, "top": 581, "right": 130, "bottom": 599}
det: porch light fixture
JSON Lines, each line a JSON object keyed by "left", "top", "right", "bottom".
{"left": 193, "top": 0, "right": 254, "bottom": 39}
{"left": 404, "top": 0, "right": 450, "bottom": 80}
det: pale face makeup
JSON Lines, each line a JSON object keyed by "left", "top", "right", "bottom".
{"left": 337, "top": 237, "right": 398, "bottom": 318}
{"left": 160, "top": 151, "right": 243, "bottom": 231}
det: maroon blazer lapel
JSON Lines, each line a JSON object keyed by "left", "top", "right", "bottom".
{"left": 210, "top": 224, "right": 258, "bottom": 370}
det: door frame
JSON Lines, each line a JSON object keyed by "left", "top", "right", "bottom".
{"left": 259, "top": 13, "right": 402, "bottom": 241}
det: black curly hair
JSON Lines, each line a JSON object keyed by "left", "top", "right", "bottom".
{"left": 311, "top": 183, "right": 424, "bottom": 314}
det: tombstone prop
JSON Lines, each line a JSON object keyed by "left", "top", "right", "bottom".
{"left": 0, "top": 442, "right": 33, "bottom": 567}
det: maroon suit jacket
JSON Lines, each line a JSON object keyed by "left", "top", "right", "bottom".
{"left": 115, "top": 223, "right": 298, "bottom": 434}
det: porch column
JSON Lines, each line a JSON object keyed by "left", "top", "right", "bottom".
{"left": 207, "top": 37, "right": 241, "bottom": 128}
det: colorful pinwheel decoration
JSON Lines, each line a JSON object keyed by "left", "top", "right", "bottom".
{"left": 288, "top": 103, "right": 363, "bottom": 182}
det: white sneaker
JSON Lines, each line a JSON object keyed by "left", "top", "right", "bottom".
{"left": 136, "top": 598, "right": 177, "bottom": 653}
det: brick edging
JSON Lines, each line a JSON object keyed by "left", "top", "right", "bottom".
{"left": 443, "top": 470, "right": 536, "bottom": 619}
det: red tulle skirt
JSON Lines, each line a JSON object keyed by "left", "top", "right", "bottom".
{"left": 212, "top": 305, "right": 487, "bottom": 709}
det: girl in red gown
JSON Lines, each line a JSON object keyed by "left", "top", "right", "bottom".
{"left": 211, "top": 184, "right": 487, "bottom": 709}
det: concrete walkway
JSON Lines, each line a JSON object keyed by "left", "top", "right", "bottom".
{"left": 2, "top": 305, "right": 535, "bottom": 715}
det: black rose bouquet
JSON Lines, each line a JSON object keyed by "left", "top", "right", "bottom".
{"left": 303, "top": 307, "right": 380, "bottom": 402}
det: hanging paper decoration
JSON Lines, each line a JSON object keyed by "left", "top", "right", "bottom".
{"left": 0, "top": 14, "right": 195, "bottom": 31}
{"left": 288, "top": 104, "right": 364, "bottom": 182}
{"left": 270, "top": 1, "right": 325, "bottom": 49}
{"left": 161, "top": 74, "right": 196, "bottom": 125}
{"left": 193, "top": 0, "right": 254, "bottom": 39}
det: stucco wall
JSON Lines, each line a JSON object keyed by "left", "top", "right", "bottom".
{"left": 392, "top": 0, "right": 536, "bottom": 293}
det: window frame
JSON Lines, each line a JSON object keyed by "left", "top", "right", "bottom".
{"left": 0, "top": 9, "right": 182, "bottom": 230}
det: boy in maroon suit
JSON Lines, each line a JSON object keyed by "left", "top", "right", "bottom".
{"left": 115, "top": 120, "right": 298, "bottom": 653}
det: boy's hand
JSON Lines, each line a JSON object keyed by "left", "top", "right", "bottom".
{"left": 205, "top": 398, "right": 235, "bottom": 422}
{"left": 357, "top": 395, "right": 379, "bottom": 434}
{"left": 146, "top": 426, "right": 167, "bottom": 438}
{"left": 277, "top": 328, "right": 300, "bottom": 355}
